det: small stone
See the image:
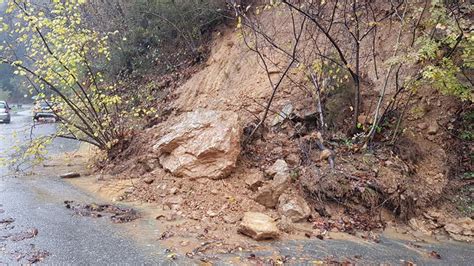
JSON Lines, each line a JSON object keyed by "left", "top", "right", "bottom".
{"left": 271, "top": 103, "right": 293, "bottom": 126}
{"left": 223, "top": 214, "right": 240, "bottom": 224}
{"left": 210, "top": 189, "right": 219, "bottom": 195}
{"left": 277, "top": 194, "right": 311, "bottom": 222}
{"left": 255, "top": 160, "right": 290, "bottom": 208}
{"left": 59, "top": 172, "right": 81, "bottom": 179}
{"left": 168, "top": 187, "right": 178, "bottom": 195}
{"left": 427, "top": 123, "right": 439, "bottom": 135}
{"left": 409, "top": 218, "right": 432, "bottom": 236}
{"left": 207, "top": 210, "right": 218, "bottom": 217}
{"left": 285, "top": 153, "right": 301, "bottom": 166}
{"left": 245, "top": 169, "right": 265, "bottom": 191}
{"left": 143, "top": 178, "right": 154, "bottom": 185}
{"left": 166, "top": 212, "right": 178, "bottom": 221}
{"left": 189, "top": 211, "right": 200, "bottom": 220}
{"left": 254, "top": 186, "right": 276, "bottom": 207}
{"left": 319, "top": 149, "right": 333, "bottom": 161}
{"left": 277, "top": 216, "right": 294, "bottom": 233}
{"left": 445, "top": 221, "right": 467, "bottom": 235}
{"left": 266, "top": 159, "right": 289, "bottom": 178}
{"left": 124, "top": 187, "right": 134, "bottom": 194}
{"left": 417, "top": 122, "right": 428, "bottom": 130}
{"left": 238, "top": 212, "right": 280, "bottom": 240}
{"left": 164, "top": 196, "right": 183, "bottom": 210}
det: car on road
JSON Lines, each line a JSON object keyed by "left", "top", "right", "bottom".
{"left": 0, "top": 101, "right": 11, "bottom": 124}
{"left": 33, "top": 100, "right": 59, "bottom": 122}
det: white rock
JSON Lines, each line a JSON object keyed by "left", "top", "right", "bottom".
{"left": 277, "top": 194, "right": 311, "bottom": 222}
{"left": 238, "top": 212, "right": 279, "bottom": 240}
{"left": 153, "top": 109, "right": 241, "bottom": 180}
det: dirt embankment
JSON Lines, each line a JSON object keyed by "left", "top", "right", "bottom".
{"left": 90, "top": 7, "right": 473, "bottom": 254}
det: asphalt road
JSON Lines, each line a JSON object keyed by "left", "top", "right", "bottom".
{"left": 0, "top": 108, "right": 472, "bottom": 265}
{"left": 0, "top": 108, "right": 173, "bottom": 264}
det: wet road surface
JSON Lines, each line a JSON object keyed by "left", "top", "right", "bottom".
{"left": 0, "top": 109, "right": 173, "bottom": 264}
{"left": 0, "top": 108, "right": 473, "bottom": 264}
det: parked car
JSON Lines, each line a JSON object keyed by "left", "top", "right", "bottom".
{"left": 33, "top": 100, "right": 59, "bottom": 121}
{"left": 0, "top": 101, "right": 11, "bottom": 124}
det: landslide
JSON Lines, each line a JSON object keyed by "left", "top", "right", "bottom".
{"left": 98, "top": 8, "right": 473, "bottom": 248}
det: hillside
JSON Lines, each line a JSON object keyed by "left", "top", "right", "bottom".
{"left": 1, "top": 0, "right": 472, "bottom": 262}
{"left": 95, "top": 2, "right": 473, "bottom": 253}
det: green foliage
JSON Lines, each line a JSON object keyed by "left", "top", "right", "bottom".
{"left": 423, "top": 58, "right": 470, "bottom": 100}
{"left": 0, "top": 0, "right": 127, "bottom": 153}
{"left": 416, "top": 0, "right": 473, "bottom": 102}
{"left": 416, "top": 37, "right": 440, "bottom": 61}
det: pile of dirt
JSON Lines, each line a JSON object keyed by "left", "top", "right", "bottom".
{"left": 97, "top": 10, "right": 472, "bottom": 251}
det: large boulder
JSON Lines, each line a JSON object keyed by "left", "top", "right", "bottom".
{"left": 278, "top": 194, "right": 311, "bottom": 222}
{"left": 153, "top": 109, "right": 241, "bottom": 180}
{"left": 238, "top": 212, "right": 280, "bottom": 240}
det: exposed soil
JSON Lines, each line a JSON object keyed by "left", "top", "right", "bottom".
{"left": 67, "top": 7, "right": 473, "bottom": 256}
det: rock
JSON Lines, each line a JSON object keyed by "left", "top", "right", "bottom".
{"left": 124, "top": 187, "right": 134, "bottom": 194}
{"left": 277, "top": 194, "right": 311, "bottom": 222}
{"left": 319, "top": 149, "right": 333, "bottom": 161}
{"left": 255, "top": 160, "right": 290, "bottom": 208}
{"left": 153, "top": 109, "right": 241, "bottom": 180}
{"left": 245, "top": 169, "right": 265, "bottom": 191}
{"left": 427, "top": 123, "right": 439, "bottom": 135}
{"left": 445, "top": 223, "right": 463, "bottom": 235}
{"left": 168, "top": 187, "right": 178, "bottom": 195}
{"left": 266, "top": 159, "right": 289, "bottom": 178}
{"left": 143, "top": 158, "right": 160, "bottom": 172}
{"left": 444, "top": 218, "right": 474, "bottom": 242}
{"left": 164, "top": 196, "right": 183, "bottom": 210}
{"left": 417, "top": 122, "right": 428, "bottom": 130}
{"left": 238, "top": 212, "right": 279, "bottom": 240}
{"left": 223, "top": 214, "right": 240, "bottom": 224}
{"left": 285, "top": 153, "right": 301, "bottom": 166}
{"left": 254, "top": 186, "right": 276, "bottom": 208}
{"left": 277, "top": 216, "right": 294, "bottom": 233}
{"left": 59, "top": 172, "right": 81, "bottom": 179}
{"left": 254, "top": 179, "right": 289, "bottom": 208}
{"left": 271, "top": 103, "right": 294, "bottom": 126}
{"left": 272, "top": 173, "right": 290, "bottom": 196}
{"left": 408, "top": 218, "right": 433, "bottom": 236}
{"left": 143, "top": 177, "right": 154, "bottom": 185}
{"left": 206, "top": 210, "right": 218, "bottom": 217}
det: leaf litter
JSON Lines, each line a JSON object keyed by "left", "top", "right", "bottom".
{"left": 64, "top": 200, "right": 139, "bottom": 223}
